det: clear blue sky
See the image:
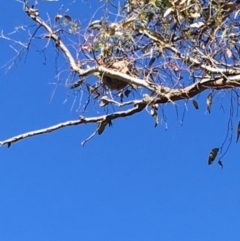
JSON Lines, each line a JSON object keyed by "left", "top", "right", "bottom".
{"left": 0, "top": 1, "right": 240, "bottom": 240}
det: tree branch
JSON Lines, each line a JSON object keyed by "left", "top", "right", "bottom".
{"left": 0, "top": 103, "right": 145, "bottom": 147}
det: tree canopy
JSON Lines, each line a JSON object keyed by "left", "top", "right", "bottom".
{"left": 1, "top": 0, "right": 240, "bottom": 163}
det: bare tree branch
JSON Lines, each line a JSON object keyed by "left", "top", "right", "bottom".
{"left": 0, "top": 103, "right": 145, "bottom": 147}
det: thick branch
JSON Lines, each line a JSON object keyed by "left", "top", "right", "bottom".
{"left": 0, "top": 104, "right": 145, "bottom": 147}
{"left": 3, "top": 72, "right": 240, "bottom": 147}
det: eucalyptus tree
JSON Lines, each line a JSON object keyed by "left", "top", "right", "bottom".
{"left": 1, "top": 0, "right": 240, "bottom": 164}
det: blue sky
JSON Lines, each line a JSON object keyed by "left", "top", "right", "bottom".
{"left": 0, "top": 1, "right": 240, "bottom": 240}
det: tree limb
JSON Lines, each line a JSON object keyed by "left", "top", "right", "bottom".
{"left": 0, "top": 103, "right": 145, "bottom": 147}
